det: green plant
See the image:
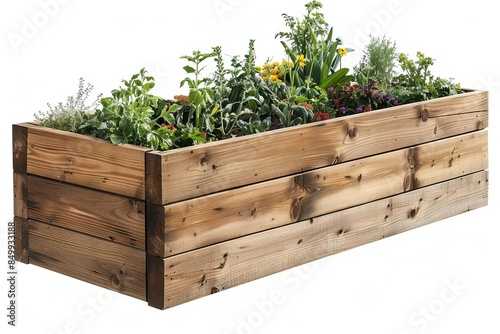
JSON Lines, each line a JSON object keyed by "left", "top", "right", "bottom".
{"left": 271, "top": 99, "right": 313, "bottom": 128}
{"left": 34, "top": 78, "right": 101, "bottom": 132}
{"left": 393, "top": 51, "right": 463, "bottom": 103}
{"left": 215, "top": 40, "right": 277, "bottom": 137}
{"left": 180, "top": 50, "right": 216, "bottom": 131}
{"left": 236, "top": 114, "right": 271, "bottom": 135}
{"left": 83, "top": 68, "right": 159, "bottom": 146}
{"left": 327, "top": 79, "right": 399, "bottom": 117}
{"left": 276, "top": 0, "right": 353, "bottom": 89}
{"left": 79, "top": 68, "right": 206, "bottom": 150}
{"left": 354, "top": 35, "right": 398, "bottom": 92}
{"left": 33, "top": 1, "right": 465, "bottom": 152}
{"left": 275, "top": 1, "right": 329, "bottom": 57}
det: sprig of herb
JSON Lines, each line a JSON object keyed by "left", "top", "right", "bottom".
{"left": 34, "top": 78, "right": 101, "bottom": 132}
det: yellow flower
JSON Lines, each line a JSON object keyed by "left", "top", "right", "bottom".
{"left": 271, "top": 68, "right": 281, "bottom": 75}
{"left": 295, "top": 54, "right": 306, "bottom": 68}
{"left": 269, "top": 74, "right": 278, "bottom": 82}
{"left": 337, "top": 48, "right": 348, "bottom": 57}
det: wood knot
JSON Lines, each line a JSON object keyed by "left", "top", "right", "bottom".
{"left": 348, "top": 126, "right": 358, "bottom": 139}
{"left": 420, "top": 108, "right": 429, "bottom": 122}
{"left": 290, "top": 198, "right": 302, "bottom": 221}
{"left": 217, "top": 253, "right": 229, "bottom": 270}
{"left": 111, "top": 274, "right": 122, "bottom": 289}
{"left": 199, "top": 274, "right": 207, "bottom": 286}
{"left": 199, "top": 155, "right": 208, "bottom": 166}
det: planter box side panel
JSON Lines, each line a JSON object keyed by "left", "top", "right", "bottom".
{"left": 24, "top": 125, "right": 150, "bottom": 200}
{"left": 149, "top": 90, "right": 488, "bottom": 205}
{"left": 148, "top": 170, "right": 488, "bottom": 309}
{"left": 147, "top": 130, "right": 488, "bottom": 257}
{"left": 27, "top": 175, "right": 146, "bottom": 250}
{"left": 29, "top": 221, "right": 146, "bottom": 301}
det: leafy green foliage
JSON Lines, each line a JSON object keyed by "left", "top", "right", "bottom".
{"left": 354, "top": 35, "right": 398, "bottom": 92}
{"left": 393, "top": 52, "right": 463, "bottom": 103}
{"left": 79, "top": 68, "right": 206, "bottom": 150}
{"left": 34, "top": 78, "right": 101, "bottom": 132}
{"left": 180, "top": 50, "right": 216, "bottom": 131}
{"left": 35, "top": 2, "right": 464, "bottom": 152}
{"left": 327, "top": 79, "right": 399, "bottom": 116}
{"left": 237, "top": 114, "right": 271, "bottom": 135}
{"left": 80, "top": 68, "right": 159, "bottom": 147}
{"left": 213, "top": 40, "right": 278, "bottom": 137}
{"left": 276, "top": 1, "right": 353, "bottom": 89}
{"left": 271, "top": 100, "right": 313, "bottom": 128}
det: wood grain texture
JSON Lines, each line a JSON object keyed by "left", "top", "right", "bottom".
{"left": 13, "top": 172, "right": 27, "bottom": 219}
{"left": 27, "top": 175, "right": 145, "bottom": 249}
{"left": 147, "top": 130, "right": 488, "bottom": 257}
{"left": 26, "top": 125, "right": 151, "bottom": 199}
{"left": 14, "top": 216, "right": 29, "bottom": 263}
{"left": 29, "top": 221, "right": 146, "bottom": 300}
{"left": 148, "top": 90, "right": 488, "bottom": 205}
{"left": 145, "top": 151, "right": 163, "bottom": 205}
{"left": 12, "top": 123, "right": 34, "bottom": 173}
{"left": 148, "top": 171, "right": 488, "bottom": 309}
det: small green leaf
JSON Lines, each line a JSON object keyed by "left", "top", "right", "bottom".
{"left": 183, "top": 66, "right": 196, "bottom": 74}
{"left": 319, "top": 67, "right": 350, "bottom": 90}
{"left": 211, "top": 103, "right": 220, "bottom": 116}
{"left": 110, "top": 133, "right": 125, "bottom": 145}
{"left": 100, "top": 97, "right": 111, "bottom": 108}
{"left": 143, "top": 82, "right": 155, "bottom": 92}
{"left": 188, "top": 89, "right": 204, "bottom": 106}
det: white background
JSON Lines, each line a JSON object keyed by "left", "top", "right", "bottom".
{"left": 1, "top": 1, "right": 498, "bottom": 333}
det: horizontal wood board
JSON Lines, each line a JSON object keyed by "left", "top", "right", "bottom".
{"left": 147, "top": 90, "right": 488, "bottom": 205}
{"left": 29, "top": 221, "right": 146, "bottom": 300}
{"left": 23, "top": 125, "right": 151, "bottom": 200}
{"left": 148, "top": 129, "right": 488, "bottom": 257}
{"left": 148, "top": 170, "right": 488, "bottom": 309}
{"left": 27, "top": 175, "right": 146, "bottom": 250}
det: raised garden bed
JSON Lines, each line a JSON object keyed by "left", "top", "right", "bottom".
{"left": 12, "top": 89, "right": 489, "bottom": 309}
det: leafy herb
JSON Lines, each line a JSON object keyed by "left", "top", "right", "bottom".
{"left": 354, "top": 35, "right": 398, "bottom": 92}
{"left": 393, "top": 52, "right": 463, "bottom": 103}
{"left": 34, "top": 78, "right": 101, "bottom": 132}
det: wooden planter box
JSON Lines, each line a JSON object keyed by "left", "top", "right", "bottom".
{"left": 12, "top": 90, "right": 489, "bottom": 309}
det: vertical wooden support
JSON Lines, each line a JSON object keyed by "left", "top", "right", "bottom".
{"left": 12, "top": 123, "right": 29, "bottom": 174}
{"left": 12, "top": 123, "right": 31, "bottom": 263}
{"left": 14, "top": 217, "right": 29, "bottom": 263}
{"left": 146, "top": 150, "right": 166, "bottom": 308}
{"left": 145, "top": 151, "right": 163, "bottom": 205}
{"left": 147, "top": 254, "right": 166, "bottom": 309}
